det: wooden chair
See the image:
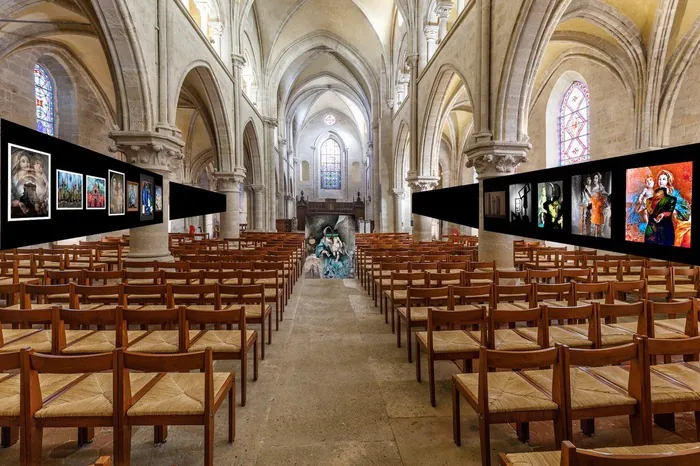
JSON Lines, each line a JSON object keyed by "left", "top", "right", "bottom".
{"left": 643, "top": 267, "right": 672, "bottom": 301}
{"left": 647, "top": 298, "right": 699, "bottom": 340}
{"left": 0, "top": 351, "right": 21, "bottom": 448}
{"left": 163, "top": 270, "right": 202, "bottom": 285}
{"left": 593, "top": 259, "right": 623, "bottom": 282}
{"left": 85, "top": 269, "right": 124, "bottom": 286}
{"left": 386, "top": 271, "right": 426, "bottom": 331}
{"left": 427, "top": 271, "right": 463, "bottom": 287}
{"left": 242, "top": 270, "right": 284, "bottom": 321}
{"left": 621, "top": 259, "right": 646, "bottom": 281}
{"left": 672, "top": 268, "right": 699, "bottom": 299}
{"left": 495, "top": 269, "right": 529, "bottom": 285}
{"left": 54, "top": 307, "right": 123, "bottom": 355}
{"left": 180, "top": 306, "right": 257, "bottom": 406}
{"left": 611, "top": 279, "right": 648, "bottom": 305}
{"left": 21, "top": 349, "right": 120, "bottom": 464}
{"left": 535, "top": 304, "right": 597, "bottom": 348}
{"left": 201, "top": 270, "right": 240, "bottom": 285}
{"left": 167, "top": 283, "right": 218, "bottom": 307}
{"left": 438, "top": 261, "right": 469, "bottom": 274}
{"left": 452, "top": 346, "right": 564, "bottom": 466}
{"left": 560, "top": 268, "right": 593, "bottom": 284}
{"left": 575, "top": 281, "right": 612, "bottom": 306}
{"left": 469, "top": 260, "right": 496, "bottom": 272}
{"left": 487, "top": 307, "right": 545, "bottom": 351}
{"left": 376, "top": 262, "right": 409, "bottom": 315}
{"left": 397, "top": 286, "right": 449, "bottom": 362}
{"left": 122, "top": 284, "right": 168, "bottom": 308}
{"left": 70, "top": 283, "right": 124, "bottom": 309}
{"left": 596, "top": 301, "right": 647, "bottom": 347}
{"left": 491, "top": 283, "right": 534, "bottom": 311}
{"left": 218, "top": 283, "right": 273, "bottom": 358}
{"left": 529, "top": 268, "right": 560, "bottom": 284}
{"left": 0, "top": 308, "right": 56, "bottom": 353}
{"left": 561, "top": 341, "right": 645, "bottom": 441}
{"left": 415, "top": 306, "right": 486, "bottom": 406}
{"left": 117, "top": 348, "right": 235, "bottom": 465}
{"left": 450, "top": 284, "right": 492, "bottom": 310}
{"left": 123, "top": 270, "right": 165, "bottom": 285}
{"left": 120, "top": 307, "right": 182, "bottom": 354}
{"left": 463, "top": 270, "right": 494, "bottom": 286}
{"left": 535, "top": 281, "right": 575, "bottom": 307}
{"left": 44, "top": 269, "right": 85, "bottom": 285}
{"left": 14, "top": 282, "right": 71, "bottom": 310}
{"left": 154, "top": 261, "right": 190, "bottom": 272}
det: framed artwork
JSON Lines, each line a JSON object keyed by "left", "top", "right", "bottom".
{"left": 572, "top": 171, "right": 612, "bottom": 238}
{"left": 56, "top": 169, "right": 83, "bottom": 211}
{"left": 509, "top": 183, "right": 532, "bottom": 227}
{"left": 8, "top": 143, "right": 51, "bottom": 221}
{"left": 127, "top": 181, "right": 138, "bottom": 212}
{"left": 108, "top": 170, "right": 125, "bottom": 216}
{"left": 626, "top": 161, "right": 692, "bottom": 248}
{"left": 484, "top": 191, "right": 506, "bottom": 218}
{"left": 140, "top": 174, "right": 154, "bottom": 221}
{"left": 304, "top": 215, "right": 355, "bottom": 279}
{"left": 155, "top": 185, "right": 163, "bottom": 212}
{"left": 86, "top": 175, "right": 106, "bottom": 210}
{"left": 537, "top": 181, "right": 564, "bottom": 230}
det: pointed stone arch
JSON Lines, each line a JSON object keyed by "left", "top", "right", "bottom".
{"left": 243, "top": 120, "right": 263, "bottom": 185}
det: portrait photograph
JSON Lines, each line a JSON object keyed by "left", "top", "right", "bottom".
{"left": 108, "top": 170, "right": 125, "bottom": 216}
{"left": 127, "top": 181, "right": 138, "bottom": 212}
{"left": 537, "top": 181, "right": 564, "bottom": 230}
{"left": 86, "top": 175, "right": 106, "bottom": 210}
{"left": 626, "top": 161, "right": 692, "bottom": 248}
{"left": 484, "top": 191, "right": 506, "bottom": 218}
{"left": 155, "top": 185, "right": 163, "bottom": 212}
{"left": 8, "top": 143, "right": 51, "bottom": 221}
{"left": 56, "top": 169, "right": 83, "bottom": 211}
{"left": 572, "top": 171, "right": 612, "bottom": 238}
{"left": 140, "top": 174, "right": 154, "bottom": 221}
{"left": 509, "top": 183, "right": 532, "bottom": 227}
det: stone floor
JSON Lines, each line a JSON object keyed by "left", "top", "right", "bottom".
{"left": 1, "top": 276, "right": 697, "bottom": 465}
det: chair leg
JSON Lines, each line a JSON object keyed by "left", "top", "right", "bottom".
{"left": 396, "top": 317, "right": 401, "bottom": 348}
{"left": 452, "top": 382, "right": 461, "bottom": 446}
{"left": 516, "top": 422, "right": 529, "bottom": 442}
{"left": 268, "top": 311, "right": 273, "bottom": 343}
{"left": 154, "top": 425, "right": 168, "bottom": 444}
{"left": 415, "top": 337, "right": 422, "bottom": 382}
{"left": 429, "top": 354, "right": 436, "bottom": 407}
{"left": 581, "top": 419, "right": 595, "bottom": 436}
{"left": 479, "top": 417, "right": 491, "bottom": 466}
{"left": 654, "top": 413, "right": 675, "bottom": 431}
{"left": 241, "top": 352, "right": 248, "bottom": 407}
{"left": 24, "top": 425, "right": 42, "bottom": 465}
{"left": 275, "top": 303, "right": 280, "bottom": 331}
{"left": 629, "top": 413, "right": 645, "bottom": 445}
{"left": 117, "top": 425, "right": 132, "bottom": 466}
{"left": 253, "top": 340, "right": 259, "bottom": 381}
{"left": 204, "top": 416, "right": 215, "bottom": 466}
{"left": 384, "top": 296, "right": 389, "bottom": 323}
{"left": 78, "top": 427, "right": 94, "bottom": 446}
{"left": 229, "top": 386, "right": 235, "bottom": 443}
{"left": 695, "top": 411, "right": 700, "bottom": 442}
{"left": 0, "top": 427, "right": 18, "bottom": 448}
{"left": 554, "top": 417, "right": 565, "bottom": 447}
{"left": 391, "top": 305, "right": 395, "bottom": 333}
{"left": 407, "top": 323, "right": 412, "bottom": 363}
{"left": 260, "top": 322, "right": 266, "bottom": 360}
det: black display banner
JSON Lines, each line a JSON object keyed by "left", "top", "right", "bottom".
{"left": 1, "top": 119, "right": 163, "bottom": 250}
{"left": 169, "top": 182, "right": 226, "bottom": 221}
{"left": 412, "top": 184, "right": 479, "bottom": 228}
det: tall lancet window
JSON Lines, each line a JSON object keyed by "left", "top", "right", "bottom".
{"left": 559, "top": 80, "right": 590, "bottom": 166}
{"left": 320, "top": 138, "right": 341, "bottom": 189}
{"left": 34, "top": 64, "right": 55, "bottom": 136}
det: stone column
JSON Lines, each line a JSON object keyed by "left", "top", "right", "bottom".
{"left": 392, "top": 189, "right": 406, "bottom": 231}
{"left": 465, "top": 141, "right": 530, "bottom": 268}
{"left": 231, "top": 54, "right": 245, "bottom": 169}
{"left": 424, "top": 25, "right": 439, "bottom": 59}
{"left": 251, "top": 184, "right": 265, "bottom": 231}
{"left": 407, "top": 178, "right": 439, "bottom": 242}
{"left": 110, "top": 132, "right": 184, "bottom": 261}
{"left": 214, "top": 172, "right": 244, "bottom": 239}
{"left": 435, "top": 0, "right": 453, "bottom": 44}
{"left": 209, "top": 21, "right": 224, "bottom": 56}
{"left": 262, "top": 118, "right": 278, "bottom": 231}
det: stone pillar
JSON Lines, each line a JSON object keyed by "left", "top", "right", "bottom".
{"left": 392, "top": 189, "right": 406, "bottom": 231}
{"left": 110, "top": 132, "right": 184, "bottom": 261}
{"left": 251, "top": 184, "right": 265, "bottom": 231}
{"left": 407, "top": 178, "right": 439, "bottom": 242}
{"left": 214, "top": 172, "right": 244, "bottom": 239}
{"left": 435, "top": 0, "right": 453, "bottom": 44}
{"left": 465, "top": 141, "right": 530, "bottom": 268}
{"left": 262, "top": 118, "right": 278, "bottom": 231}
{"left": 424, "top": 25, "right": 439, "bottom": 59}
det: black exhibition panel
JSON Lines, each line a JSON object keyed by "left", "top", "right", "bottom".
{"left": 412, "top": 184, "right": 479, "bottom": 228}
{"left": 481, "top": 144, "right": 699, "bottom": 265}
{"left": 169, "top": 182, "right": 226, "bottom": 221}
{"left": 1, "top": 119, "right": 163, "bottom": 250}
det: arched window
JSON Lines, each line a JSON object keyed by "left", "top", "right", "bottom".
{"left": 320, "top": 138, "right": 341, "bottom": 190}
{"left": 34, "top": 64, "right": 55, "bottom": 136}
{"left": 558, "top": 81, "right": 590, "bottom": 166}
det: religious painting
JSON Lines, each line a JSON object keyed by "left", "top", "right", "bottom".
{"left": 108, "top": 170, "right": 125, "bottom": 216}
{"left": 484, "top": 191, "right": 506, "bottom": 218}
{"left": 303, "top": 215, "right": 355, "bottom": 279}
{"left": 8, "top": 143, "right": 51, "bottom": 221}
{"left": 155, "top": 185, "right": 163, "bottom": 212}
{"left": 86, "top": 175, "right": 106, "bottom": 210}
{"left": 127, "top": 181, "right": 138, "bottom": 212}
{"left": 625, "top": 161, "right": 692, "bottom": 248}
{"left": 140, "top": 174, "right": 154, "bottom": 221}
{"left": 509, "top": 183, "right": 532, "bottom": 227}
{"left": 56, "top": 169, "right": 83, "bottom": 211}
{"left": 537, "top": 181, "right": 564, "bottom": 230}
{"left": 572, "top": 171, "right": 612, "bottom": 238}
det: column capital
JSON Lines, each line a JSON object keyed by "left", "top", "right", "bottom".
{"left": 392, "top": 188, "right": 407, "bottom": 199}
{"left": 464, "top": 140, "right": 530, "bottom": 177}
{"left": 209, "top": 21, "right": 223, "bottom": 36}
{"left": 406, "top": 176, "right": 440, "bottom": 193}
{"left": 109, "top": 130, "right": 184, "bottom": 172}
{"left": 213, "top": 171, "right": 245, "bottom": 192}
{"left": 231, "top": 53, "right": 246, "bottom": 68}
{"left": 386, "top": 99, "right": 395, "bottom": 110}
{"left": 405, "top": 53, "right": 419, "bottom": 69}
{"left": 262, "top": 117, "right": 278, "bottom": 128}
{"left": 435, "top": 0, "right": 453, "bottom": 19}
{"left": 424, "top": 24, "right": 439, "bottom": 41}
{"left": 250, "top": 184, "right": 265, "bottom": 193}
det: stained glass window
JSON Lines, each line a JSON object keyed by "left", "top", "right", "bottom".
{"left": 320, "top": 138, "right": 341, "bottom": 190}
{"left": 34, "top": 64, "right": 55, "bottom": 136}
{"left": 558, "top": 81, "right": 590, "bottom": 166}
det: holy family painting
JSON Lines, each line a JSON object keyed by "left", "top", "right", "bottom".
{"left": 625, "top": 161, "right": 692, "bottom": 248}
{"left": 304, "top": 215, "right": 355, "bottom": 279}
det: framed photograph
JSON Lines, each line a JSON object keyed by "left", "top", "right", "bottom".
{"left": 127, "top": 181, "right": 138, "bottom": 212}
{"left": 8, "top": 143, "right": 51, "bottom": 221}
{"left": 484, "top": 191, "right": 506, "bottom": 218}
{"left": 537, "top": 181, "right": 564, "bottom": 230}
{"left": 571, "top": 171, "right": 612, "bottom": 238}
{"left": 626, "top": 161, "right": 692, "bottom": 248}
{"left": 56, "top": 169, "right": 83, "bottom": 211}
{"left": 108, "top": 169, "right": 125, "bottom": 216}
{"left": 155, "top": 185, "right": 163, "bottom": 212}
{"left": 509, "top": 183, "right": 532, "bottom": 227}
{"left": 86, "top": 175, "right": 106, "bottom": 210}
{"left": 140, "top": 174, "right": 154, "bottom": 221}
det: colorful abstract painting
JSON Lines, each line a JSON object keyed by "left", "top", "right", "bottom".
{"left": 304, "top": 215, "right": 355, "bottom": 279}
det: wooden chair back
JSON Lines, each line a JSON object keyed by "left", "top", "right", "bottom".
{"left": 558, "top": 440, "right": 700, "bottom": 466}
{"left": 70, "top": 283, "right": 124, "bottom": 308}
{"left": 167, "top": 283, "right": 218, "bottom": 306}
{"left": 495, "top": 269, "right": 529, "bottom": 284}
{"left": 163, "top": 270, "right": 202, "bottom": 285}
{"left": 54, "top": 307, "right": 123, "bottom": 353}
{"left": 534, "top": 282, "right": 574, "bottom": 304}
{"left": 427, "top": 271, "right": 463, "bottom": 287}
{"left": 611, "top": 279, "right": 648, "bottom": 303}
{"left": 123, "top": 270, "right": 165, "bottom": 285}
{"left": 439, "top": 261, "right": 469, "bottom": 273}
{"left": 154, "top": 261, "right": 190, "bottom": 272}
{"left": 529, "top": 268, "right": 559, "bottom": 284}
{"left": 45, "top": 269, "right": 85, "bottom": 285}
{"left": 462, "top": 270, "right": 494, "bottom": 286}
{"left": 469, "top": 260, "right": 495, "bottom": 272}
{"left": 22, "top": 282, "right": 71, "bottom": 307}
{"left": 488, "top": 307, "right": 546, "bottom": 349}
{"left": 450, "top": 284, "right": 492, "bottom": 307}
{"left": 85, "top": 270, "right": 124, "bottom": 286}
{"left": 593, "top": 259, "right": 622, "bottom": 282}
{"left": 574, "top": 281, "right": 611, "bottom": 302}
{"left": 648, "top": 299, "right": 698, "bottom": 337}
{"left": 559, "top": 268, "right": 592, "bottom": 284}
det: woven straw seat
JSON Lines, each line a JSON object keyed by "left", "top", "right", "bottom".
{"left": 492, "top": 302, "right": 529, "bottom": 311}
{"left": 185, "top": 304, "right": 220, "bottom": 312}
{"left": 596, "top": 274, "right": 618, "bottom": 282}
{"left": 127, "top": 330, "right": 184, "bottom": 353}
{"left": 473, "top": 329, "right": 540, "bottom": 351}
{"left": 452, "top": 304, "right": 485, "bottom": 311}
{"left": 128, "top": 373, "right": 232, "bottom": 417}
{"left": 125, "top": 279, "right": 159, "bottom": 285}
{"left": 134, "top": 304, "right": 171, "bottom": 311}
{"left": 674, "top": 284, "right": 698, "bottom": 295}
{"left": 125, "top": 294, "right": 163, "bottom": 301}
{"left": 2, "top": 303, "right": 56, "bottom": 311}
{"left": 35, "top": 373, "right": 114, "bottom": 418}
{"left": 187, "top": 330, "right": 256, "bottom": 353}
{"left": 0, "top": 373, "right": 80, "bottom": 417}
{"left": 62, "top": 330, "right": 147, "bottom": 354}
{"left": 502, "top": 451, "right": 560, "bottom": 466}
{"left": 519, "top": 326, "right": 593, "bottom": 348}
{"left": 617, "top": 320, "right": 686, "bottom": 339}
{"left": 568, "top": 367, "right": 636, "bottom": 410}
{"left": 650, "top": 363, "right": 700, "bottom": 401}
{"left": 469, "top": 279, "right": 493, "bottom": 285}
{"left": 416, "top": 330, "right": 480, "bottom": 353}
{"left": 541, "top": 299, "right": 572, "bottom": 308}
{"left": 654, "top": 317, "right": 698, "bottom": 334}
{"left": 173, "top": 293, "right": 201, "bottom": 301}
{"left": 86, "top": 294, "right": 120, "bottom": 302}
{"left": 384, "top": 290, "right": 407, "bottom": 300}
{"left": 0, "top": 329, "right": 67, "bottom": 353}
{"left": 455, "top": 370, "right": 556, "bottom": 413}
{"left": 397, "top": 306, "right": 437, "bottom": 322}
{"left": 504, "top": 444, "right": 700, "bottom": 466}
{"left": 234, "top": 304, "right": 270, "bottom": 319}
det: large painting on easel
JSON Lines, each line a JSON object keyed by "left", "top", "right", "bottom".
{"left": 304, "top": 215, "right": 355, "bottom": 279}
